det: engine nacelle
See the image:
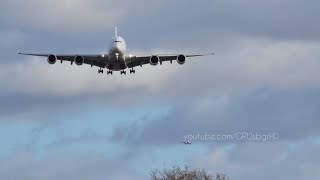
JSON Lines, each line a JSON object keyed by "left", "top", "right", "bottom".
{"left": 47, "top": 54, "right": 57, "bottom": 64}
{"left": 177, "top": 55, "right": 186, "bottom": 65}
{"left": 150, "top": 55, "right": 159, "bottom": 66}
{"left": 74, "top": 56, "right": 84, "bottom": 66}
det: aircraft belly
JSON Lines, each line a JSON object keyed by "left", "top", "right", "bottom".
{"left": 107, "top": 59, "right": 127, "bottom": 71}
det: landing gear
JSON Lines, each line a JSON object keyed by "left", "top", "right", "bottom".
{"left": 120, "top": 70, "right": 126, "bottom": 75}
{"left": 107, "top": 70, "right": 113, "bottom": 75}
{"left": 98, "top": 69, "right": 104, "bottom": 74}
{"left": 130, "top": 68, "right": 135, "bottom": 74}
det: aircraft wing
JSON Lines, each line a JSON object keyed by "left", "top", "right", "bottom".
{"left": 126, "top": 53, "right": 214, "bottom": 68}
{"left": 18, "top": 52, "right": 108, "bottom": 68}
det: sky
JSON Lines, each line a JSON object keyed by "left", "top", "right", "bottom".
{"left": 0, "top": 0, "right": 320, "bottom": 179}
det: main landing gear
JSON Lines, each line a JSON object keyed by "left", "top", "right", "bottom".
{"left": 98, "top": 68, "right": 113, "bottom": 75}
{"left": 120, "top": 69, "right": 135, "bottom": 75}
{"left": 98, "top": 69, "right": 134, "bottom": 75}
{"left": 98, "top": 68, "right": 104, "bottom": 74}
{"left": 130, "top": 68, "right": 136, "bottom": 74}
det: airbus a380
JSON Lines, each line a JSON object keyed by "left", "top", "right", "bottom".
{"left": 18, "top": 27, "right": 214, "bottom": 75}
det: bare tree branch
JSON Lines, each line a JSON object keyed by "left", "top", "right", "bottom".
{"left": 150, "top": 165, "right": 227, "bottom": 180}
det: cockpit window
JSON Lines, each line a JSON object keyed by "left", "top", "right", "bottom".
{"left": 114, "top": 41, "right": 122, "bottom": 43}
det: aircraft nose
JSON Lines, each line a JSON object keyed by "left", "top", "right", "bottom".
{"left": 113, "top": 42, "right": 119, "bottom": 49}
{"left": 116, "top": 42, "right": 121, "bottom": 49}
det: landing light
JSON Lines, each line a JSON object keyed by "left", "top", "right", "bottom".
{"left": 102, "top": 54, "right": 105, "bottom": 58}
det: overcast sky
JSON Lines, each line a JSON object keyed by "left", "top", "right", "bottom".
{"left": 0, "top": 0, "right": 319, "bottom": 179}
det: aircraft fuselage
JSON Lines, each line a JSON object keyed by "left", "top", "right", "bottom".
{"left": 107, "top": 36, "right": 127, "bottom": 71}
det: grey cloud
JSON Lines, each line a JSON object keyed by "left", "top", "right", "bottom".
{"left": 0, "top": 85, "right": 156, "bottom": 121}
{"left": 45, "top": 130, "right": 108, "bottom": 149}
{"left": 0, "top": 92, "right": 94, "bottom": 121}
{"left": 1, "top": 0, "right": 319, "bottom": 42}
{"left": 0, "top": 0, "right": 123, "bottom": 32}
{"left": 0, "top": 4, "right": 319, "bottom": 179}
{"left": 111, "top": 88, "right": 320, "bottom": 145}
{"left": 119, "top": 0, "right": 320, "bottom": 45}
{"left": 0, "top": 149, "right": 144, "bottom": 180}
{"left": 1, "top": 37, "right": 320, "bottom": 121}
{"left": 190, "top": 141, "right": 320, "bottom": 180}
{"left": 0, "top": 0, "right": 319, "bottom": 67}
{"left": 0, "top": 1, "right": 319, "bottom": 180}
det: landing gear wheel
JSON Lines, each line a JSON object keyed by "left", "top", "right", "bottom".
{"left": 107, "top": 71, "right": 113, "bottom": 75}
{"left": 98, "top": 69, "right": 104, "bottom": 74}
{"left": 130, "top": 69, "right": 136, "bottom": 74}
{"left": 120, "top": 70, "right": 126, "bottom": 75}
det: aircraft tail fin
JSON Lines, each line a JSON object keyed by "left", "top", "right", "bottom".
{"left": 115, "top": 26, "right": 118, "bottom": 37}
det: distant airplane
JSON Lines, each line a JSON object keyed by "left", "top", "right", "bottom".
{"left": 182, "top": 140, "right": 192, "bottom": 145}
{"left": 18, "top": 27, "right": 214, "bottom": 75}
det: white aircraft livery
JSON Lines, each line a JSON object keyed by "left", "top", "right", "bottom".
{"left": 18, "top": 27, "right": 214, "bottom": 75}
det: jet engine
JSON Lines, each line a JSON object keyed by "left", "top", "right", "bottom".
{"left": 177, "top": 55, "right": 186, "bottom": 65}
{"left": 150, "top": 55, "right": 159, "bottom": 66}
{"left": 74, "top": 56, "right": 84, "bottom": 66}
{"left": 47, "top": 54, "right": 57, "bottom": 64}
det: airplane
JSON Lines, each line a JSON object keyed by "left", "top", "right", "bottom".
{"left": 18, "top": 27, "right": 214, "bottom": 75}
{"left": 182, "top": 140, "right": 192, "bottom": 145}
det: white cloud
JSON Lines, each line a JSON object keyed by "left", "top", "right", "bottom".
{"left": 167, "top": 38, "right": 320, "bottom": 97}
{"left": 0, "top": 55, "right": 180, "bottom": 97}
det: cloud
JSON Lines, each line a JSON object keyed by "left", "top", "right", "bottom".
{"left": 1, "top": 36, "right": 320, "bottom": 121}
{"left": 0, "top": 1, "right": 319, "bottom": 179}
{"left": 190, "top": 141, "right": 320, "bottom": 180}
{"left": 111, "top": 88, "right": 320, "bottom": 146}
{"left": 0, "top": 149, "right": 144, "bottom": 180}
{"left": 11, "top": 38, "right": 320, "bottom": 96}
{"left": 117, "top": 0, "right": 320, "bottom": 44}
{"left": 1, "top": 0, "right": 320, "bottom": 39}
{"left": 0, "top": 30, "right": 27, "bottom": 47}
{"left": 44, "top": 130, "right": 107, "bottom": 149}
{"left": 0, "top": 0, "right": 124, "bottom": 32}
{"left": 0, "top": 55, "right": 179, "bottom": 120}
{"left": 169, "top": 39, "right": 320, "bottom": 94}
